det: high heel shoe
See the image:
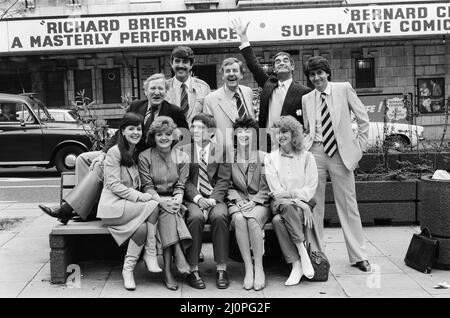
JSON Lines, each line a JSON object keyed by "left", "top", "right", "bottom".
{"left": 163, "top": 273, "right": 178, "bottom": 291}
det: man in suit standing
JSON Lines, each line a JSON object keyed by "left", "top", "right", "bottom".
{"left": 39, "top": 73, "right": 188, "bottom": 224}
{"left": 166, "top": 46, "right": 211, "bottom": 124}
{"left": 183, "top": 113, "right": 232, "bottom": 290}
{"left": 232, "top": 18, "right": 311, "bottom": 150}
{"left": 301, "top": 56, "right": 371, "bottom": 272}
{"left": 203, "top": 57, "right": 255, "bottom": 157}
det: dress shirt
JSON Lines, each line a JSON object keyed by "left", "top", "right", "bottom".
{"left": 172, "top": 76, "right": 193, "bottom": 106}
{"left": 267, "top": 78, "right": 292, "bottom": 129}
{"left": 313, "top": 84, "right": 331, "bottom": 142}
{"left": 193, "top": 142, "right": 211, "bottom": 205}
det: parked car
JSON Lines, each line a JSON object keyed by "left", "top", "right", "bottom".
{"left": 0, "top": 93, "right": 93, "bottom": 172}
{"left": 352, "top": 121, "right": 425, "bottom": 150}
{"left": 47, "top": 108, "right": 78, "bottom": 122}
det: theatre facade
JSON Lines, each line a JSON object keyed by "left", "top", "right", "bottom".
{"left": 0, "top": 0, "right": 448, "bottom": 139}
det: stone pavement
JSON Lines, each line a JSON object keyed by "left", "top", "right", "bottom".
{"left": 1, "top": 202, "right": 449, "bottom": 298}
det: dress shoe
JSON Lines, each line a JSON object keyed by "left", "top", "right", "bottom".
{"left": 186, "top": 270, "right": 206, "bottom": 289}
{"left": 163, "top": 273, "right": 178, "bottom": 291}
{"left": 216, "top": 270, "right": 230, "bottom": 289}
{"left": 38, "top": 203, "right": 74, "bottom": 225}
{"left": 199, "top": 251, "right": 205, "bottom": 263}
{"left": 353, "top": 260, "right": 371, "bottom": 272}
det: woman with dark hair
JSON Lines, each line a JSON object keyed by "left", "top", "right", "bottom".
{"left": 138, "top": 116, "right": 192, "bottom": 291}
{"left": 97, "top": 112, "right": 159, "bottom": 291}
{"left": 264, "top": 115, "right": 318, "bottom": 286}
{"left": 228, "top": 117, "right": 270, "bottom": 291}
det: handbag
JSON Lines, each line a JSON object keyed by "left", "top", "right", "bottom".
{"left": 404, "top": 227, "right": 439, "bottom": 274}
{"left": 306, "top": 242, "right": 330, "bottom": 282}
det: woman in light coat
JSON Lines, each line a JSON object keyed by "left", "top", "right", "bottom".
{"left": 97, "top": 112, "right": 159, "bottom": 291}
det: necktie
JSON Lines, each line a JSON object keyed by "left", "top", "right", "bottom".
{"left": 144, "top": 105, "right": 158, "bottom": 140}
{"left": 234, "top": 92, "right": 247, "bottom": 120}
{"left": 180, "top": 83, "right": 189, "bottom": 115}
{"left": 198, "top": 148, "right": 212, "bottom": 197}
{"left": 320, "top": 92, "right": 337, "bottom": 157}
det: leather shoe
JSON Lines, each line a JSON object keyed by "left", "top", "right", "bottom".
{"left": 216, "top": 270, "right": 230, "bottom": 289}
{"left": 353, "top": 260, "right": 371, "bottom": 272}
{"left": 199, "top": 251, "right": 204, "bottom": 263}
{"left": 186, "top": 271, "right": 206, "bottom": 289}
{"left": 38, "top": 204, "right": 74, "bottom": 225}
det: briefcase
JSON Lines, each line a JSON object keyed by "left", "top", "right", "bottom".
{"left": 404, "top": 227, "right": 439, "bottom": 274}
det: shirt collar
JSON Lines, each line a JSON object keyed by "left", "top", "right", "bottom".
{"left": 315, "top": 83, "right": 331, "bottom": 98}
{"left": 223, "top": 85, "right": 240, "bottom": 100}
{"left": 174, "top": 76, "right": 192, "bottom": 90}
{"left": 278, "top": 78, "right": 292, "bottom": 89}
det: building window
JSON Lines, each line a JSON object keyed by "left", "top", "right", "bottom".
{"left": 355, "top": 58, "right": 375, "bottom": 88}
{"left": 74, "top": 70, "right": 93, "bottom": 103}
{"left": 46, "top": 71, "right": 65, "bottom": 107}
{"left": 66, "top": 0, "right": 82, "bottom": 6}
{"left": 102, "top": 68, "right": 122, "bottom": 104}
{"left": 192, "top": 65, "right": 217, "bottom": 89}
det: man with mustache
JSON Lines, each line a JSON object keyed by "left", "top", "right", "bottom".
{"left": 203, "top": 57, "right": 255, "bottom": 157}
{"left": 232, "top": 18, "right": 311, "bottom": 151}
{"left": 166, "top": 46, "right": 211, "bottom": 124}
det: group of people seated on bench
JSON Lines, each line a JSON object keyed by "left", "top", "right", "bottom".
{"left": 39, "top": 20, "right": 373, "bottom": 291}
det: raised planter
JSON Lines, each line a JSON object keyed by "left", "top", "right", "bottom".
{"left": 324, "top": 180, "right": 418, "bottom": 226}
{"left": 417, "top": 176, "right": 450, "bottom": 270}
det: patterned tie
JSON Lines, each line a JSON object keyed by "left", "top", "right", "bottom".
{"left": 234, "top": 92, "right": 247, "bottom": 119}
{"left": 144, "top": 105, "right": 158, "bottom": 140}
{"left": 180, "top": 83, "right": 189, "bottom": 115}
{"left": 320, "top": 92, "right": 337, "bottom": 157}
{"left": 198, "top": 148, "right": 212, "bottom": 197}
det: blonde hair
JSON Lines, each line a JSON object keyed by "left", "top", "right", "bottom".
{"left": 272, "top": 115, "right": 304, "bottom": 152}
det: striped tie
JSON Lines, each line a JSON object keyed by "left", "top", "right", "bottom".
{"left": 198, "top": 148, "right": 212, "bottom": 197}
{"left": 234, "top": 92, "right": 247, "bottom": 119}
{"left": 320, "top": 92, "right": 337, "bottom": 157}
{"left": 180, "top": 83, "right": 189, "bottom": 115}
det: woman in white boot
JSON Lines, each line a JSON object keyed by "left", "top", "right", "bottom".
{"left": 264, "top": 115, "right": 318, "bottom": 286}
{"left": 227, "top": 118, "right": 271, "bottom": 291}
{"left": 97, "top": 112, "right": 159, "bottom": 291}
{"left": 138, "top": 116, "right": 192, "bottom": 291}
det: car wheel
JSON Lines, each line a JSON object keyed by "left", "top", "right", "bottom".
{"left": 385, "top": 135, "right": 409, "bottom": 151}
{"left": 54, "top": 145, "right": 84, "bottom": 173}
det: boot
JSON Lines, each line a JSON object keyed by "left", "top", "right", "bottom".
{"left": 143, "top": 223, "right": 162, "bottom": 273}
{"left": 122, "top": 239, "right": 144, "bottom": 291}
{"left": 38, "top": 202, "right": 74, "bottom": 225}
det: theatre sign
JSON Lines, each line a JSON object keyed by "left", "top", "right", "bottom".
{"left": 0, "top": 2, "right": 449, "bottom": 53}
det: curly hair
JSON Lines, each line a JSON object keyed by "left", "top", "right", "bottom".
{"left": 271, "top": 115, "right": 304, "bottom": 152}
{"left": 303, "top": 56, "right": 331, "bottom": 80}
{"left": 117, "top": 112, "right": 144, "bottom": 167}
{"left": 147, "top": 116, "right": 178, "bottom": 148}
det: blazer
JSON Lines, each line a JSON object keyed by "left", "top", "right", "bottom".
{"left": 182, "top": 142, "right": 231, "bottom": 203}
{"left": 104, "top": 99, "right": 189, "bottom": 153}
{"left": 97, "top": 145, "right": 143, "bottom": 219}
{"left": 301, "top": 82, "right": 370, "bottom": 171}
{"left": 166, "top": 76, "right": 211, "bottom": 124}
{"left": 227, "top": 150, "right": 270, "bottom": 207}
{"left": 240, "top": 44, "right": 311, "bottom": 128}
{"left": 203, "top": 85, "right": 255, "bottom": 150}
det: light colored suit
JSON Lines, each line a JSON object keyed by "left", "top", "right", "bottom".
{"left": 203, "top": 85, "right": 255, "bottom": 154}
{"left": 302, "top": 81, "right": 370, "bottom": 263}
{"left": 166, "top": 76, "right": 211, "bottom": 124}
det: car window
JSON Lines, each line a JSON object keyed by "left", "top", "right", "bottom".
{"left": 29, "top": 98, "right": 52, "bottom": 122}
{"left": 1, "top": 102, "right": 33, "bottom": 123}
{"left": 50, "top": 112, "right": 65, "bottom": 121}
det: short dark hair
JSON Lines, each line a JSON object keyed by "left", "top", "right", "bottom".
{"left": 191, "top": 113, "right": 216, "bottom": 129}
{"left": 303, "top": 56, "right": 331, "bottom": 80}
{"left": 171, "top": 46, "right": 195, "bottom": 65}
{"left": 117, "top": 112, "right": 144, "bottom": 167}
{"left": 273, "top": 51, "right": 295, "bottom": 68}
{"left": 232, "top": 117, "right": 259, "bottom": 131}
{"left": 221, "top": 57, "right": 245, "bottom": 74}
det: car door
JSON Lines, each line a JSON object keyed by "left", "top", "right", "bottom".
{"left": 0, "top": 100, "right": 44, "bottom": 164}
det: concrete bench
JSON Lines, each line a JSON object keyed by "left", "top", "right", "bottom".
{"left": 49, "top": 172, "right": 275, "bottom": 284}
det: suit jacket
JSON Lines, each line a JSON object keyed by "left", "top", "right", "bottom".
{"left": 227, "top": 150, "right": 270, "bottom": 207}
{"left": 182, "top": 142, "right": 231, "bottom": 203}
{"left": 240, "top": 45, "right": 311, "bottom": 128}
{"left": 166, "top": 76, "right": 211, "bottom": 124}
{"left": 104, "top": 100, "right": 189, "bottom": 153}
{"left": 97, "top": 145, "right": 143, "bottom": 219}
{"left": 302, "top": 82, "right": 370, "bottom": 171}
{"left": 203, "top": 85, "right": 255, "bottom": 151}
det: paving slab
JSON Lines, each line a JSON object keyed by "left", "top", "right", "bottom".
{"left": 325, "top": 242, "right": 384, "bottom": 262}
{"left": 363, "top": 226, "right": 419, "bottom": 243}
{"left": 372, "top": 242, "right": 411, "bottom": 258}
{"left": 335, "top": 273, "right": 432, "bottom": 298}
{"left": 0, "top": 233, "right": 15, "bottom": 247}
{"left": 0, "top": 262, "right": 45, "bottom": 282}
{"left": 331, "top": 256, "right": 403, "bottom": 277}
{"left": 18, "top": 280, "right": 105, "bottom": 298}
{"left": 0, "top": 282, "right": 28, "bottom": 298}
{"left": 0, "top": 209, "right": 43, "bottom": 218}
{"left": 407, "top": 271, "right": 450, "bottom": 296}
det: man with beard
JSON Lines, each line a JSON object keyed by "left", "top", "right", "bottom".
{"left": 203, "top": 57, "right": 255, "bottom": 156}
{"left": 231, "top": 18, "right": 311, "bottom": 151}
{"left": 166, "top": 46, "right": 211, "bottom": 124}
